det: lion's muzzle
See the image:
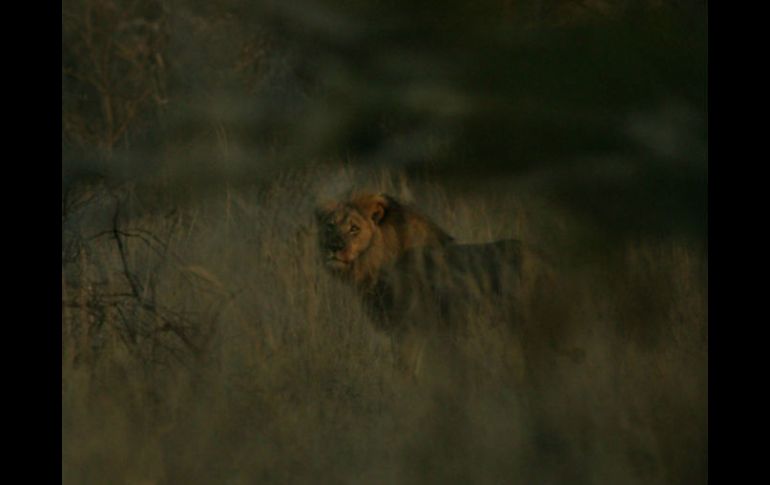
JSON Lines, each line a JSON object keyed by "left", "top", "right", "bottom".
{"left": 325, "top": 254, "right": 352, "bottom": 271}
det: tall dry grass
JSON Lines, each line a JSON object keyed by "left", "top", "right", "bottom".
{"left": 62, "top": 166, "right": 707, "bottom": 485}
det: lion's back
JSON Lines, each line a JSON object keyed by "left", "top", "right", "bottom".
{"left": 368, "top": 239, "right": 526, "bottom": 330}
{"left": 399, "top": 238, "right": 522, "bottom": 286}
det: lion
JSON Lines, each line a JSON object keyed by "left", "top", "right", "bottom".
{"left": 316, "top": 191, "right": 531, "bottom": 376}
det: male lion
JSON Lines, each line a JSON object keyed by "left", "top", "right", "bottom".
{"left": 316, "top": 191, "right": 528, "bottom": 376}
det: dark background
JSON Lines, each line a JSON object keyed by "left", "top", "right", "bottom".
{"left": 63, "top": 0, "right": 707, "bottom": 245}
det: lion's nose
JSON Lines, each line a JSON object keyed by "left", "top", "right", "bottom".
{"left": 329, "top": 238, "right": 345, "bottom": 252}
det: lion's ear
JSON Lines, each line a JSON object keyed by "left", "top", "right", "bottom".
{"left": 370, "top": 194, "right": 391, "bottom": 225}
{"left": 371, "top": 202, "right": 385, "bottom": 224}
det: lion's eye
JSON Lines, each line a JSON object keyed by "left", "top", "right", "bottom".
{"left": 349, "top": 225, "right": 359, "bottom": 234}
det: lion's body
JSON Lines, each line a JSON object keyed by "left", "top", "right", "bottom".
{"left": 366, "top": 239, "right": 524, "bottom": 332}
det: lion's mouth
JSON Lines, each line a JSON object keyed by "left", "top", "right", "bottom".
{"left": 326, "top": 256, "right": 352, "bottom": 270}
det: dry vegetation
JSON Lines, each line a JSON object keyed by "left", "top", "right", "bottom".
{"left": 62, "top": 166, "right": 707, "bottom": 485}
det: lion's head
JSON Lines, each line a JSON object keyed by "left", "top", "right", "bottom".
{"left": 315, "top": 192, "right": 453, "bottom": 287}
{"left": 316, "top": 193, "right": 387, "bottom": 272}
